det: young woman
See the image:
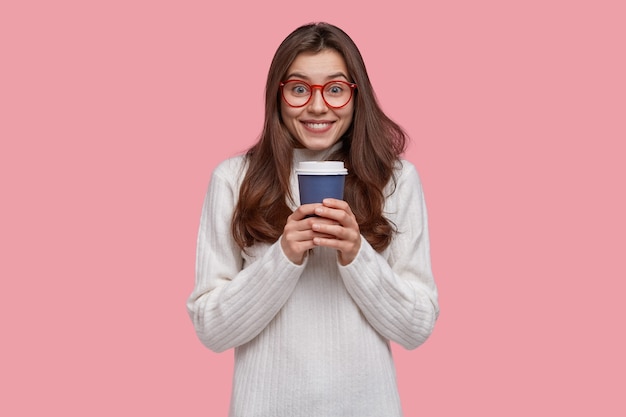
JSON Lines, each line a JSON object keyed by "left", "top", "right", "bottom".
{"left": 187, "top": 22, "right": 439, "bottom": 416}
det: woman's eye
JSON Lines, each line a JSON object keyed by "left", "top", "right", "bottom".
{"left": 327, "top": 84, "right": 344, "bottom": 95}
{"left": 290, "top": 84, "right": 309, "bottom": 95}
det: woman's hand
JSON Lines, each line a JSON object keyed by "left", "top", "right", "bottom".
{"left": 310, "top": 198, "right": 361, "bottom": 266}
{"left": 281, "top": 203, "right": 337, "bottom": 265}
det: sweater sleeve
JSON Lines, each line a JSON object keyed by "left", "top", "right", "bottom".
{"left": 186, "top": 159, "right": 306, "bottom": 352}
{"left": 338, "top": 161, "right": 439, "bottom": 350}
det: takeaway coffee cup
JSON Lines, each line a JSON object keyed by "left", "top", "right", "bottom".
{"left": 296, "top": 161, "right": 348, "bottom": 205}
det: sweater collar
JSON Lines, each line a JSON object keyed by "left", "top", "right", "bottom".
{"left": 292, "top": 141, "right": 344, "bottom": 165}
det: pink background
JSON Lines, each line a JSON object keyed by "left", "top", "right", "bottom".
{"left": 1, "top": 0, "right": 624, "bottom": 415}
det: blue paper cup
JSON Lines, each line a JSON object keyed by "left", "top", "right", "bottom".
{"left": 296, "top": 161, "right": 348, "bottom": 205}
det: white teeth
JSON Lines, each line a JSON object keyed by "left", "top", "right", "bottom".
{"left": 305, "top": 123, "right": 330, "bottom": 129}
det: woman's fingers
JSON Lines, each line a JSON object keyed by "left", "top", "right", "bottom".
{"left": 310, "top": 199, "right": 361, "bottom": 265}
{"left": 289, "top": 203, "right": 322, "bottom": 221}
{"left": 282, "top": 199, "right": 361, "bottom": 265}
{"left": 282, "top": 204, "right": 333, "bottom": 264}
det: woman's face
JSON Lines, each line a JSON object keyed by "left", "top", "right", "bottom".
{"left": 280, "top": 49, "right": 354, "bottom": 151}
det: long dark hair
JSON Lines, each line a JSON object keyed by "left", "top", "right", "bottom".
{"left": 232, "top": 22, "right": 407, "bottom": 252}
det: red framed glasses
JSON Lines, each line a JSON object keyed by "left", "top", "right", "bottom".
{"left": 280, "top": 80, "right": 357, "bottom": 109}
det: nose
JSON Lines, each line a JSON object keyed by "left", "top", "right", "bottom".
{"left": 307, "top": 87, "right": 328, "bottom": 113}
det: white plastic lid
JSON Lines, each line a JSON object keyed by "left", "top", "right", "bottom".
{"left": 295, "top": 161, "right": 348, "bottom": 175}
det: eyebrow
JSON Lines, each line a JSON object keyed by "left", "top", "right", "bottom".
{"left": 285, "top": 72, "right": 349, "bottom": 81}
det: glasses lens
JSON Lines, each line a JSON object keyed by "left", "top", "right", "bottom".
{"left": 282, "top": 81, "right": 354, "bottom": 108}
{"left": 282, "top": 81, "right": 311, "bottom": 107}
{"left": 322, "top": 81, "right": 353, "bottom": 108}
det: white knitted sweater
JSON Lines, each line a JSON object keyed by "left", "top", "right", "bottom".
{"left": 187, "top": 147, "right": 439, "bottom": 417}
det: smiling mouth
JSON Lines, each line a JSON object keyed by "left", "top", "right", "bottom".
{"left": 302, "top": 121, "right": 333, "bottom": 131}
